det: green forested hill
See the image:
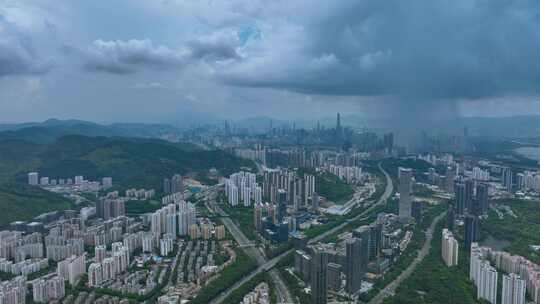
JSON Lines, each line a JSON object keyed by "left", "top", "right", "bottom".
{"left": 34, "top": 135, "right": 252, "bottom": 190}
{"left": 2, "top": 135, "right": 254, "bottom": 189}
{"left": 0, "top": 119, "right": 181, "bottom": 143}
{"left": 0, "top": 135, "right": 254, "bottom": 226}
{"left": 0, "top": 183, "right": 71, "bottom": 227}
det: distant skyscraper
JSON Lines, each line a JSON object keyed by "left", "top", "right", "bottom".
{"left": 28, "top": 172, "right": 39, "bottom": 185}
{"left": 326, "top": 263, "right": 342, "bottom": 291}
{"left": 465, "top": 178, "right": 474, "bottom": 212}
{"left": 465, "top": 215, "right": 478, "bottom": 249}
{"left": 74, "top": 175, "right": 84, "bottom": 185}
{"left": 441, "top": 229, "right": 459, "bottom": 267}
{"left": 368, "top": 223, "right": 382, "bottom": 261}
{"left": 515, "top": 173, "right": 524, "bottom": 190}
{"left": 277, "top": 189, "right": 287, "bottom": 222}
{"left": 352, "top": 226, "right": 369, "bottom": 271}
{"left": 398, "top": 167, "right": 413, "bottom": 222}
{"left": 502, "top": 273, "right": 526, "bottom": 304}
{"left": 178, "top": 202, "right": 196, "bottom": 236}
{"left": 345, "top": 238, "right": 363, "bottom": 294}
{"left": 447, "top": 205, "right": 455, "bottom": 231}
{"left": 312, "top": 192, "right": 319, "bottom": 210}
{"left": 40, "top": 177, "right": 49, "bottom": 186}
{"left": 254, "top": 204, "right": 263, "bottom": 231}
{"left": 101, "top": 177, "right": 113, "bottom": 189}
{"left": 502, "top": 167, "right": 513, "bottom": 193}
{"left": 411, "top": 201, "right": 422, "bottom": 223}
{"left": 96, "top": 199, "right": 108, "bottom": 220}
{"left": 454, "top": 181, "right": 466, "bottom": 215}
{"left": 383, "top": 132, "right": 394, "bottom": 155}
{"left": 476, "top": 183, "right": 489, "bottom": 216}
{"left": 446, "top": 166, "right": 456, "bottom": 193}
{"left": 311, "top": 248, "right": 328, "bottom": 304}
{"left": 95, "top": 245, "right": 106, "bottom": 263}
{"left": 171, "top": 174, "right": 184, "bottom": 194}
{"left": 166, "top": 213, "right": 177, "bottom": 237}
{"left": 163, "top": 178, "right": 171, "bottom": 194}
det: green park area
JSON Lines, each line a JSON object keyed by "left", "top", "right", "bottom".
{"left": 125, "top": 199, "right": 162, "bottom": 215}
{"left": 190, "top": 249, "right": 257, "bottom": 304}
{"left": 383, "top": 220, "right": 480, "bottom": 304}
{"left": 360, "top": 202, "right": 447, "bottom": 302}
{"left": 298, "top": 168, "right": 354, "bottom": 204}
{"left": 480, "top": 198, "right": 540, "bottom": 264}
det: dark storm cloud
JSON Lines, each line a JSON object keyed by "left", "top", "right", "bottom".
{"left": 83, "top": 32, "right": 241, "bottom": 74}
{"left": 82, "top": 39, "right": 190, "bottom": 74}
{"left": 5, "top": 0, "right": 540, "bottom": 123}
{"left": 220, "top": 0, "right": 540, "bottom": 100}
{"left": 189, "top": 40, "right": 239, "bottom": 60}
{"left": 0, "top": 15, "right": 50, "bottom": 77}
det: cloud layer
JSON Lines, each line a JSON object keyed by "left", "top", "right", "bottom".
{"left": 83, "top": 39, "right": 190, "bottom": 74}
{"left": 0, "top": 15, "right": 49, "bottom": 76}
{"left": 219, "top": 0, "right": 540, "bottom": 100}
{"left": 2, "top": 0, "right": 540, "bottom": 123}
{"left": 82, "top": 30, "right": 242, "bottom": 74}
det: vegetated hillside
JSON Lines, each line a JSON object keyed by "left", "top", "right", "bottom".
{"left": 2, "top": 135, "right": 254, "bottom": 191}
{"left": 0, "top": 119, "right": 180, "bottom": 144}
{"left": 298, "top": 168, "right": 354, "bottom": 204}
{"left": 0, "top": 139, "right": 43, "bottom": 181}
{"left": 0, "top": 135, "right": 254, "bottom": 226}
{"left": 481, "top": 199, "right": 540, "bottom": 265}
{"left": 0, "top": 183, "right": 71, "bottom": 227}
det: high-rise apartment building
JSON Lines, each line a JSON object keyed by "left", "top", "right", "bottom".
{"left": 502, "top": 167, "right": 513, "bottom": 193}
{"left": 454, "top": 181, "right": 466, "bottom": 215}
{"left": 345, "top": 238, "right": 363, "bottom": 294}
{"left": 465, "top": 178, "right": 475, "bottom": 212}
{"left": 28, "top": 172, "right": 39, "bottom": 185}
{"left": 470, "top": 243, "right": 498, "bottom": 304}
{"left": 476, "top": 183, "right": 489, "bottom": 216}
{"left": 465, "top": 215, "right": 478, "bottom": 249}
{"left": 327, "top": 262, "right": 342, "bottom": 291}
{"left": 442, "top": 229, "right": 459, "bottom": 267}
{"left": 446, "top": 166, "right": 456, "bottom": 193}
{"left": 398, "top": 167, "right": 413, "bottom": 222}
{"left": 311, "top": 247, "right": 328, "bottom": 304}
{"left": 312, "top": 192, "right": 319, "bottom": 210}
{"left": 101, "top": 177, "right": 113, "bottom": 189}
{"left": 254, "top": 204, "right": 263, "bottom": 231}
{"left": 57, "top": 254, "right": 86, "bottom": 285}
{"left": 478, "top": 261, "right": 498, "bottom": 303}
{"left": 502, "top": 273, "right": 526, "bottom": 304}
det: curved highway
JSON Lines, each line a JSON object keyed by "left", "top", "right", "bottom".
{"left": 209, "top": 196, "right": 293, "bottom": 304}
{"left": 210, "top": 162, "right": 394, "bottom": 303}
{"left": 368, "top": 211, "right": 447, "bottom": 304}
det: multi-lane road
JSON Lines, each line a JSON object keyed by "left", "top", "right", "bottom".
{"left": 308, "top": 162, "right": 393, "bottom": 245}
{"left": 208, "top": 162, "right": 394, "bottom": 303}
{"left": 368, "top": 211, "right": 447, "bottom": 304}
{"left": 204, "top": 187, "right": 293, "bottom": 304}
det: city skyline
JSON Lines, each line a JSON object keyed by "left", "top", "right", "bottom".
{"left": 2, "top": 1, "right": 540, "bottom": 304}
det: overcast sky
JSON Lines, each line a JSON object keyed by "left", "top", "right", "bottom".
{"left": 1, "top": 0, "right": 540, "bottom": 124}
